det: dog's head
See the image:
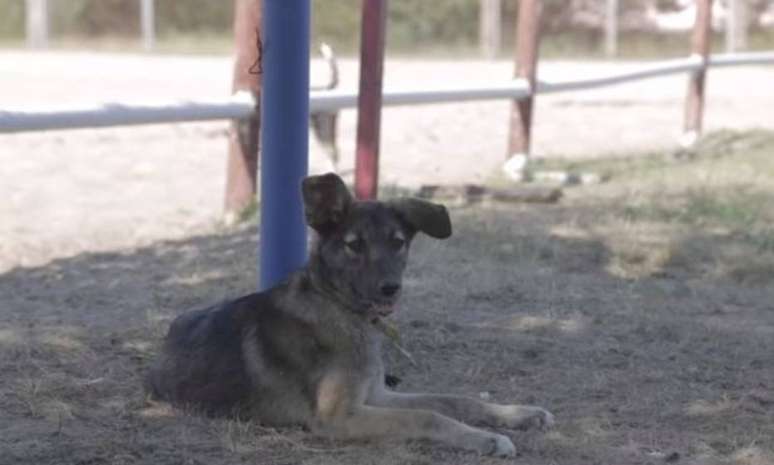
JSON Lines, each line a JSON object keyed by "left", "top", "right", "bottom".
{"left": 302, "top": 173, "right": 451, "bottom": 318}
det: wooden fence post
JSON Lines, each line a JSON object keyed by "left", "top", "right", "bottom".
{"left": 354, "top": 0, "right": 388, "bottom": 200}
{"left": 683, "top": 0, "right": 712, "bottom": 146}
{"left": 504, "top": 0, "right": 541, "bottom": 181}
{"left": 224, "top": 0, "right": 262, "bottom": 219}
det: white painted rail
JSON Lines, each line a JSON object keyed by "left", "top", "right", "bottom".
{"left": 538, "top": 56, "right": 704, "bottom": 94}
{"left": 310, "top": 80, "right": 532, "bottom": 113}
{"left": 1, "top": 52, "right": 773, "bottom": 134}
{"left": 0, "top": 92, "right": 255, "bottom": 133}
{"left": 708, "top": 50, "right": 774, "bottom": 67}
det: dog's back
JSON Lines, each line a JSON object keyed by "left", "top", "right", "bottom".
{"left": 146, "top": 299, "right": 253, "bottom": 416}
{"left": 146, "top": 279, "right": 339, "bottom": 425}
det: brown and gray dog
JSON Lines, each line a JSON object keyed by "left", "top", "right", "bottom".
{"left": 146, "top": 173, "right": 554, "bottom": 457}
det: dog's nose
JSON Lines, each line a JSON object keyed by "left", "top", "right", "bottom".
{"left": 380, "top": 283, "right": 401, "bottom": 298}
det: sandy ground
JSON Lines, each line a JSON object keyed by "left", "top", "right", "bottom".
{"left": 1, "top": 51, "right": 774, "bottom": 270}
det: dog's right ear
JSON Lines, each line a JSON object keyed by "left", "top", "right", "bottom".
{"left": 302, "top": 173, "right": 352, "bottom": 233}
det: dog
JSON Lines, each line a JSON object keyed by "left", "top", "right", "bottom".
{"left": 146, "top": 173, "right": 554, "bottom": 457}
{"left": 310, "top": 43, "right": 341, "bottom": 174}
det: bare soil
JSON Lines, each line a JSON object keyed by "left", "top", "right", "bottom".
{"left": 1, "top": 51, "right": 773, "bottom": 465}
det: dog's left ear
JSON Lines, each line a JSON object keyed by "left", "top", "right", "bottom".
{"left": 388, "top": 198, "right": 452, "bottom": 239}
{"left": 302, "top": 173, "right": 352, "bottom": 233}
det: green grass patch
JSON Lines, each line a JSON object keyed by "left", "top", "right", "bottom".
{"left": 530, "top": 129, "right": 774, "bottom": 181}
{"left": 505, "top": 131, "right": 774, "bottom": 274}
{"left": 622, "top": 189, "right": 772, "bottom": 229}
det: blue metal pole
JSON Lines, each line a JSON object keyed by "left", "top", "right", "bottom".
{"left": 259, "top": 0, "right": 309, "bottom": 290}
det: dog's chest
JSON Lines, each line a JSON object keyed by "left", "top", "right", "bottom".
{"left": 315, "top": 323, "right": 384, "bottom": 411}
{"left": 308, "top": 307, "right": 384, "bottom": 385}
{"left": 276, "top": 284, "right": 386, "bottom": 399}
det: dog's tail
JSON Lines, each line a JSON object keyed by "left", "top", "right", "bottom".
{"left": 319, "top": 42, "right": 339, "bottom": 90}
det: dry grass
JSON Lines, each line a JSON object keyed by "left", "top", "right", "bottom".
{"left": 1, "top": 130, "right": 773, "bottom": 464}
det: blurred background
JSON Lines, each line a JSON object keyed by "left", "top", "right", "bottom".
{"left": 2, "top": 0, "right": 774, "bottom": 56}
{"left": 1, "top": 0, "right": 774, "bottom": 270}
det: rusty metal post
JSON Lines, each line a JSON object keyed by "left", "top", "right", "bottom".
{"left": 224, "top": 0, "right": 262, "bottom": 219}
{"left": 354, "top": 0, "right": 388, "bottom": 200}
{"left": 683, "top": 0, "right": 712, "bottom": 146}
{"left": 504, "top": 0, "right": 541, "bottom": 181}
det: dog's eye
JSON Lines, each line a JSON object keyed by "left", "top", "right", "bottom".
{"left": 344, "top": 237, "right": 365, "bottom": 254}
{"left": 389, "top": 234, "right": 406, "bottom": 250}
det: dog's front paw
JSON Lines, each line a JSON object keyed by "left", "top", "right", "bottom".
{"left": 498, "top": 405, "right": 555, "bottom": 431}
{"left": 483, "top": 433, "right": 516, "bottom": 458}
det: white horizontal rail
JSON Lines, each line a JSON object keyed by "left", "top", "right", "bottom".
{"left": 0, "top": 92, "right": 255, "bottom": 133}
{"left": 538, "top": 56, "right": 704, "bottom": 94}
{"left": 708, "top": 50, "right": 774, "bottom": 67}
{"left": 310, "top": 80, "right": 531, "bottom": 112}
{"left": 1, "top": 52, "right": 773, "bottom": 133}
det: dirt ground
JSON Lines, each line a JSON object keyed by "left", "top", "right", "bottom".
{"left": 1, "top": 51, "right": 774, "bottom": 465}
{"left": 2, "top": 130, "right": 774, "bottom": 465}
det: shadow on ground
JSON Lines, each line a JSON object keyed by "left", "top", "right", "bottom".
{"left": 1, "top": 196, "right": 773, "bottom": 465}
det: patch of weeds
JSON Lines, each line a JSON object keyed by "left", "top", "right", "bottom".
{"left": 748, "top": 230, "right": 774, "bottom": 253}
{"left": 687, "top": 129, "right": 774, "bottom": 160}
{"left": 17, "top": 378, "right": 43, "bottom": 417}
{"left": 237, "top": 199, "right": 259, "bottom": 224}
{"left": 622, "top": 203, "right": 676, "bottom": 224}
{"left": 727, "top": 261, "right": 774, "bottom": 286}
{"left": 533, "top": 130, "right": 774, "bottom": 188}
{"left": 622, "top": 189, "right": 772, "bottom": 230}
{"left": 527, "top": 151, "right": 671, "bottom": 184}
{"left": 679, "top": 190, "right": 768, "bottom": 227}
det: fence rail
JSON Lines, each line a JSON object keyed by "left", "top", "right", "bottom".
{"left": 0, "top": 92, "right": 255, "bottom": 133}
{"left": 2, "top": 51, "right": 772, "bottom": 134}
{"left": 709, "top": 51, "right": 774, "bottom": 66}
{"left": 537, "top": 55, "right": 703, "bottom": 94}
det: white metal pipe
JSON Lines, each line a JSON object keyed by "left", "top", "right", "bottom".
{"left": 708, "top": 51, "right": 774, "bottom": 67}
{"left": 310, "top": 80, "right": 531, "bottom": 112}
{"left": 0, "top": 92, "right": 255, "bottom": 133}
{"left": 2, "top": 52, "right": 774, "bottom": 134}
{"left": 538, "top": 56, "right": 704, "bottom": 94}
